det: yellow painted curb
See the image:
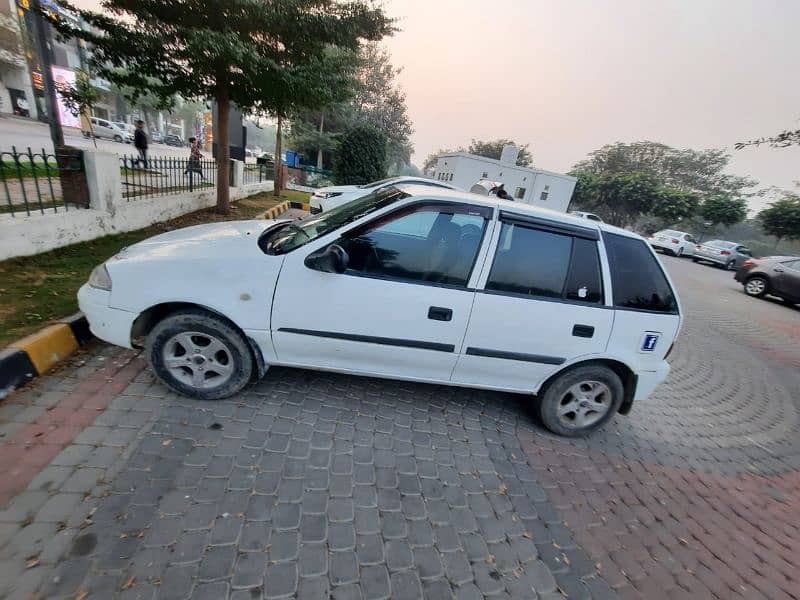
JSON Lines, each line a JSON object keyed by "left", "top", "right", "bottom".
{"left": 10, "top": 323, "right": 79, "bottom": 375}
{"left": 258, "top": 200, "right": 290, "bottom": 220}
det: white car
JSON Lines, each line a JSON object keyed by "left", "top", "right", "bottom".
{"left": 310, "top": 176, "right": 459, "bottom": 213}
{"left": 89, "top": 117, "right": 132, "bottom": 143}
{"left": 79, "top": 185, "right": 681, "bottom": 436}
{"left": 570, "top": 211, "right": 603, "bottom": 222}
{"left": 648, "top": 229, "right": 697, "bottom": 257}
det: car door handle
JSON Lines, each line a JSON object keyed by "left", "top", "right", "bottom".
{"left": 428, "top": 306, "right": 453, "bottom": 321}
{"left": 774, "top": 267, "right": 784, "bottom": 272}
{"left": 572, "top": 324, "right": 594, "bottom": 338}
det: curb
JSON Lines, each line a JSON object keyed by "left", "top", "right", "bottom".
{"left": 0, "top": 313, "right": 91, "bottom": 399}
{"left": 290, "top": 201, "right": 311, "bottom": 212}
{"left": 258, "top": 201, "right": 290, "bottom": 220}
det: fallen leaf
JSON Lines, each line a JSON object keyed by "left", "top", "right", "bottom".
{"left": 679, "top": 537, "right": 688, "bottom": 546}
{"left": 120, "top": 576, "right": 136, "bottom": 590}
{"left": 25, "top": 556, "right": 40, "bottom": 569}
{"left": 75, "top": 589, "right": 89, "bottom": 600}
{"left": 119, "top": 533, "right": 128, "bottom": 539}
{"left": 486, "top": 554, "right": 496, "bottom": 565}
{"left": 498, "top": 484, "right": 508, "bottom": 495}
{"left": 162, "top": 439, "right": 172, "bottom": 447}
{"left": 522, "top": 532, "right": 532, "bottom": 539}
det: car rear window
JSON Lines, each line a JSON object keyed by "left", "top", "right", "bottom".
{"left": 706, "top": 240, "right": 736, "bottom": 249}
{"left": 660, "top": 230, "right": 682, "bottom": 237}
{"left": 603, "top": 232, "right": 678, "bottom": 314}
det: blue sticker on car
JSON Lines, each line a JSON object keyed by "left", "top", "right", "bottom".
{"left": 642, "top": 333, "right": 659, "bottom": 352}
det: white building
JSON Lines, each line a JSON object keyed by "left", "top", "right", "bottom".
{"left": 432, "top": 152, "right": 577, "bottom": 212}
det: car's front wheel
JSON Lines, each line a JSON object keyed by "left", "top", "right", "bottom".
{"left": 146, "top": 310, "right": 254, "bottom": 400}
{"left": 744, "top": 276, "right": 768, "bottom": 298}
{"left": 692, "top": 257, "right": 699, "bottom": 263}
{"left": 113, "top": 134, "right": 123, "bottom": 143}
{"left": 537, "top": 365, "right": 624, "bottom": 437}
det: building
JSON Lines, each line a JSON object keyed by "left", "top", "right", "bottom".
{"left": 0, "top": 0, "right": 36, "bottom": 117}
{"left": 432, "top": 151, "right": 577, "bottom": 213}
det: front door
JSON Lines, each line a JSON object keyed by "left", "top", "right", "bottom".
{"left": 772, "top": 259, "right": 800, "bottom": 301}
{"left": 271, "top": 201, "right": 492, "bottom": 383}
{"left": 451, "top": 214, "right": 613, "bottom": 392}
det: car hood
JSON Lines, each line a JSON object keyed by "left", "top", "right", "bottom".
{"left": 115, "top": 220, "right": 273, "bottom": 261}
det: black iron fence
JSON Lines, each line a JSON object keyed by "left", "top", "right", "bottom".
{"left": 242, "top": 162, "right": 275, "bottom": 185}
{"left": 1, "top": 146, "right": 82, "bottom": 217}
{"left": 120, "top": 154, "right": 217, "bottom": 199}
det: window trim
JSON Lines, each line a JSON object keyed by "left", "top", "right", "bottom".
{"left": 481, "top": 220, "right": 606, "bottom": 306}
{"left": 499, "top": 210, "right": 599, "bottom": 241}
{"left": 330, "top": 200, "right": 493, "bottom": 290}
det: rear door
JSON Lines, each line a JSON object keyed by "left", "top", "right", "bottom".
{"left": 451, "top": 213, "right": 612, "bottom": 392}
{"left": 772, "top": 259, "right": 800, "bottom": 300}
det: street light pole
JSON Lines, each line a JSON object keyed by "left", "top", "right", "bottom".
{"left": 29, "top": 0, "right": 65, "bottom": 149}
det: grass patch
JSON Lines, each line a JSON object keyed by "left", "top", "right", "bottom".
{"left": 0, "top": 159, "right": 59, "bottom": 179}
{"left": 0, "top": 189, "right": 308, "bottom": 347}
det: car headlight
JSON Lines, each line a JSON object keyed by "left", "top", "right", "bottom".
{"left": 88, "top": 264, "right": 112, "bottom": 291}
{"left": 314, "top": 192, "right": 341, "bottom": 199}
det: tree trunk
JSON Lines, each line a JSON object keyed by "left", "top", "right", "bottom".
{"left": 273, "top": 114, "right": 283, "bottom": 197}
{"left": 216, "top": 89, "right": 231, "bottom": 214}
{"left": 775, "top": 236, "right": 782, "bottom": 251}
{"left": 316, "top": 111, "right": 325, "bottom": 169}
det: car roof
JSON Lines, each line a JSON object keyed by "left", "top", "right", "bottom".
{"left": 391, "top": 184, "right": 643, "bottom": 240}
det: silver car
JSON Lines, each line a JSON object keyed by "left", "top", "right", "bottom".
{"left": 692, "top": 239, "right": 752, "bottom": 270}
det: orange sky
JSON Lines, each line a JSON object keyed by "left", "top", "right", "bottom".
{"left": 74, "top": 0, "right": 800, "bottom": 206}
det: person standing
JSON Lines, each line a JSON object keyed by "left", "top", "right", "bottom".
{"left": 133, "top": 120, "right": 148, "bottom": 168}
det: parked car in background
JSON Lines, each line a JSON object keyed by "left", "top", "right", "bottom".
{"left": 570, "top": 211, "right": 603, "bottom": 222}
{"left": 734, "top": 256, "right": 800, "bottom": 304}
{"left": 90, "top": 117, "right": 131, "bottom": 143}
{"left": 692, "top": 240, "right": 752, "bottom": 270}
{"left": 114, "top": 121, "right": 135, "bottom": 143}
{"left": 151, "top": 131, "right": 164, "bottom": 143}
{"left": 648, "top": 229, "right": 697, "bottom": 257}
{"left": 78, "top": 184, "right": 681, "bottom": 437}
{"left": 310, "top": 176, "right": 459, "bottom": 213}
{"left": 164, "top": 134, "right": 184, "bottom": 147}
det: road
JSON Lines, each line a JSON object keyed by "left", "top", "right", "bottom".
{"left": 0, "top": 254, "right": 798, "bottom": 599}
{"left": 0, "top": 117, "right": 189, "bottom": 160}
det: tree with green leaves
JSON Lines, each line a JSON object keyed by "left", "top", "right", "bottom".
{"left": 700, "top": 196, "right": 748, "bottom": 228}
{"left": 758, "top": 193, "right": 800, "bottom": 249}
{"left": 423, "top": 147, "right": 461, "bottom": 173}
{"left": 650, "top": 188, "right": 700, "bottom": 223}
{"left": 573, "top": 141, "right": 755, "bottom": 201}
{"left": 569, "top": 170, "right": 662, "bottom": 227}
{"left": 52, "top": 0, "right": 392, "bottom": 213}
{"left": 736, "top": 128, "right": 800, "bottom": 149}
{"left": 333, "top": 125, "right": 386, "bottom": 185}
{"left": 55, "top": 69, "right": 99, "bottom": 147}
{"left": 467, "top": 139, "right": 533, "bottom": 167}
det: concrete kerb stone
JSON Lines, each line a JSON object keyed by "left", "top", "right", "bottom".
{"left": 0, "top": 313, "right": 91, "bottom": 400}
{"left": 257, "top": 200, "right": 291, "bottom": 221}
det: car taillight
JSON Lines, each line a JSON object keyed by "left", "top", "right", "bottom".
{"left": 671, "top": 239, "right": 679, "bottom": 244}
{"left": 742, "top": 258, "right": 755, "bottom": 268}
{"left": 720, "top": 249, "right": 731, "bottom": 255}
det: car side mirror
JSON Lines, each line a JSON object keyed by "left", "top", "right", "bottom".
{"left": 304, "top": 244, "right": 349, "bottom": 274}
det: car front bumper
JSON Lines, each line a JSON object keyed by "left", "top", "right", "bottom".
{"left": 78, "top": 284, "right": 137, "bottom": 349}
{"left": 634, "top": 361, "right": 670, "bottom": 401}
{"left": 695, "top": 253, "right": 728, "bottom": 265}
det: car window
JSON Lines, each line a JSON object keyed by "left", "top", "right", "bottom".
{"left": 262, "top": 187, "right": 408, "bottom": 255}
{"left": 659, "top": 230, "right": 682, "bottom": 237}
{"left": 603, "top": 232, "right": 678, "bottom": 313}
{"left": 737, "top": 247, "right": 751, "bottom": 255}
{"left": 357, "top": 177, "right": 397, "bottom": 190}
{"left": 706, "top": 240, "right": 736, "bottom": 249}
{"left": 783, "top": 260, "right": 800, "bottom": 271}
{"left": 338, "top": 204, "right": 488, "bottom": 287}
{"left": 684, "top": 234, "right": 694, "bottom": 242}
{"left": 486, "top": 223, "right": 603, "bottom": 303}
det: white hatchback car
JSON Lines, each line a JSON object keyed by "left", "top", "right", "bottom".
{"left": 310, "top": 176, "right": 459, "bottom": 213}
{"left": 648, "top": 229, "right": 697, "bottom": 257}
{"left": 79, "top": 185, "right": 681, "bottom": 436}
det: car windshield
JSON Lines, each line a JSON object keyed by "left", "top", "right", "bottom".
{"left": 259, "top": 187, "right": 408, "bottom": 255}
{"left": 705, "top": 240, "right": 736, "bottom": 248}
{"left": 357, "top": 177, "right": 399, "bottom": 190}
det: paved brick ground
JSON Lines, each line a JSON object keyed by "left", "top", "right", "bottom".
{"left": 0, "top": 255, "right": 798, "bottom": 599}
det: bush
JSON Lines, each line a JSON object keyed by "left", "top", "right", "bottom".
{"left": 333, "top": 125, "right": 387, "bottom": 185}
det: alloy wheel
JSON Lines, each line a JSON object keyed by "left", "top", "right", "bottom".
{"left": 162, "top": 331, "right": 234, "bottom": 389}
{"left": 556, "top": 380, "right": 612, "bottom": 429}
{"left": 745, "top": 278, "right": 766, "bottom": 296}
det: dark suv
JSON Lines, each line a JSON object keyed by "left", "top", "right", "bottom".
{"left": 734, "top": 256, "right": 800, "bottom": 304}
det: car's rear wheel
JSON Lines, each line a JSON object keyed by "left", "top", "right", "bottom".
{"left": 744, "top": 276, "right": 768, "bottom": 298}
{"left": 537, "top": 365, "right": 624, "bottom": 437}
{"left": 675, "top": 247, "right": 683, "bottom": 257}
{"left": 146, "top": 310, "right": 253, "bottom": 400}
{"left": 692, "top": 257, "right": 699, "bottom": 263}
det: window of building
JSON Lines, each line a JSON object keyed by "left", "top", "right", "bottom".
{"left": 338, "top": 205, "right": 488, "bottom": 287}
{"left": 514, "top": 187, "right": 526, "bottom": 199}
{"left": 449, "top": 173, "right": 453, "bottom": 181}
{"left": 603, "top": 232, "right": 678, "bottom": 313}
{"left": 481, "top": 172, "right": 488, "bottom": 178}
{"left": 540, "top": 185, "right": 550, "bottom": 201}
{"left": 486, "top": 223, "right": 603, "bottom": 304}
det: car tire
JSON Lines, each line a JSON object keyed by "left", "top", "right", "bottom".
{"left": 725, "top": 260, "right": 736, "bottom": 270}
{"left": 692, "top": 257, "right": 699, "bottom": 263}
{"left": 146, "top": 309, "right": 254, "bottom": 400}
{"left": 744, "top": 276, "right": 768, "bottom": 298}
{"left": 537, "top": 365, "right": 624, "bottom": 437}
{"left": 113, "top": 134, "right": 123, "bottom": 143}
{"left": 676, "top": 247, "right": 683, "bottom": 257}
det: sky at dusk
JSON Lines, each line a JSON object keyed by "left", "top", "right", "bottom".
{"left": 74, "top": 0, "right": 800, "bottom": 208}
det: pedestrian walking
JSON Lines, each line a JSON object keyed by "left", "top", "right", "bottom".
{"left": 184, "top": 137, "right": 206, "bottom": 180}
{"left": 133, "top": 120, "right": 148, "bottom": 168}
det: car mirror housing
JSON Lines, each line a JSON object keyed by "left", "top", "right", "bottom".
{"left": 304, "top": 244, "right": 349, "bottom": 274}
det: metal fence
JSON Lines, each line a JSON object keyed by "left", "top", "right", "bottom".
{"left": 242, "top": 162, "right": 275, "bottom": 185}
{"left": 1, "top": 147, "right": 73, "bottom": 217}
{"left": 120, "top": 154, "right": 217, "bottom": 199}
